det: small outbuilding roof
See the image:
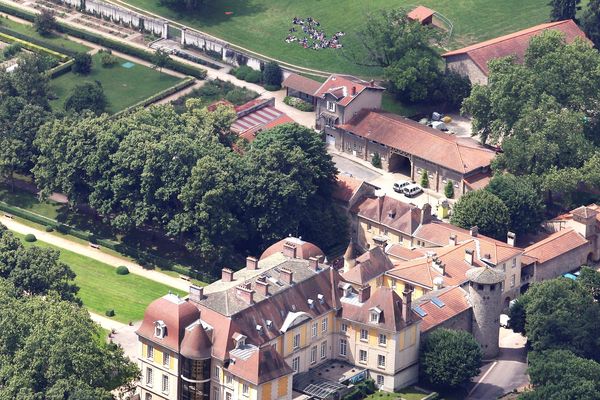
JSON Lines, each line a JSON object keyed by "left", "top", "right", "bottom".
{"left": 407, "top": 6, "right": 435, "bottom": 23}
{"left": 282, "top": 73, "right": 322, "bottom": 96}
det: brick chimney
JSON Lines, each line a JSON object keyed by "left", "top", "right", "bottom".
{"left": 369, "top": 79, "right": 374, "bottom": 87}
{"left": 402, "top": 287, "right": 413, "bottom": 323}
{"left": 465, "top": 249, "right": 474, "bottom": 266}
{"left": 507, "top": 232, "right": 516, "bottom": 247}
{"left": 358, "top": 285, "right": 371, "bottom": 302}
{"left": 188, "top": 285, "right": 204, "bottom": 303}
{"left": 283, "top": 242, "right": 297, "bottom": 259}
{"left": 255, "top": 278, "right": 269, "bottom": 297}
{"left": 222, "top": 268, "right": 234, "bottom": 282}
{"left": 421, "top": 203, "right": 432, "bottom": 225}
{"left": 449, "top": 234, "right": 457, "bottom": 246}
{"left": 246, "top": 256, "right": 259, "bottom": 270}
{"left": 470, "top": 226, "right": 478, "bottom": 237}
{"left": 308, "top": 256, "right": 319, "bottom": 272}
{"left": 236, "top": 285, "right": 255, "bottom": 305}
{"left": 280, "top": 267, "right": 293, "bottom": 285}
{"left": 351, "top": 86, "right": 356, "bottom": 96}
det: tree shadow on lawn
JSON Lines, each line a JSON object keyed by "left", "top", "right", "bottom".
{"left": 169, "top": 0, "right": 267, "bottom": 27}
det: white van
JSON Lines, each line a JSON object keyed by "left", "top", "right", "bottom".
{"left": 403, "top": 184, "right": 423, "bottom": 198}
{"left": 393, "top": 180, "right": 411, "bottom": 193}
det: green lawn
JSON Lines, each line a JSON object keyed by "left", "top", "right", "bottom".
{"left": 49, "top": 53, "right": 183, "bottom": 113}
{"left": 0, "top": 16, "right": 90, "bottom": 53}
{"left": 365, "top": 386, "right": 432, "bottom": 400}
{"left": 117, "top": 0, "right": 550, "bottom": 76}
{"left": 17, "top": 233, "right": 186, "bottom": 323}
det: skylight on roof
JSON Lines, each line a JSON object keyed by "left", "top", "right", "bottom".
{"left": 414, "top": 306, "right": 428, "bottom": 317}
{"left": 431, "top": 297, "right": 445, "bottom": 308}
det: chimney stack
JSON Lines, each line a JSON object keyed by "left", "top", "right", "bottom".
{"left": 421, "top": 203, "right": 432, "bottom": 225}
{"left": 373, "top": 236, "right": 388, "bottom": 248}
{"left": 358, "top": 285, "right": 371, "bottom": 303}
{"left": 236, "top": 285, "right": 255, "bottom": 305}
{"left": 188, "top": 285, "right": 204, "bottom": 303}
{"left": 283, "top": 242, "right": 297, "bottom": 259}
{"left": 222, "top": 268, "right": 234, "bottom": 282}
{"left": 369, "top": 79, "right": 374, "bottom": 87}
{"left": 507, "top": 232, "right": 516, "bottom": 247}
{"left": 308, "top": 256, "right": 319, "bottom": 272}
{"left": 280, "top": 267, "right": 293, "bottom": 285}
{"left": 246, "top": 256, "right": 259, "bottom": 270}
{"left": 402, "top": 287, "right": 413, "bottom": 323}
{"left": 449, "top": 234, "right": 457, "bottom": 246}
{"left": 465, "top": 249, "right": 474, "bottom": 266}
{"left": 255, "top": 278, "right": 269, "bottom": 297}
{"left": 351, "top": 86, "right": 356, "bottom": 96}
{"left": 470, "top": 226, "right": 478, "bottom": 237}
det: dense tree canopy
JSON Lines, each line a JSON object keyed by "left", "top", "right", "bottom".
{"left": 33, "top": 8, "right": 57, "bottom": 36}
{"left": 64, "top": 81, "right": 108, "bottom": 115}
{"left": 420, "top": 328, "right": 482, "bottom": 389}
{"left": 548, "top": 0, "right": 580, "bottom": 21}
{"left": 581, "top": 0, "right": 600, "bottom": 47}
{"left": 450, "top": 190, "right": 510, "bottom": 239}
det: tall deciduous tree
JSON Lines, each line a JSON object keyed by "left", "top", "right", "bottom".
{"left": 450, "top": 190, "right": 510, "bottom": 239}
{"left": 64, "top": 81, "right": 108, "bottom": 115}
{"left": 34, "top": 8, "right": 58, "bottom": 36}
{"left": 548, "top": 0, "right": 581, "bottom": 21}
{"left": 151, "top": 49, "right": 171, "bottom": 72}
{"left": 581, "top": 0, "right": 600, "bottom": 47}
{"left": 420, "top": 328, "right": 482, "bottom": 389}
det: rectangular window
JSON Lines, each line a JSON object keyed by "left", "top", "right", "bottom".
{"left": 145, "top": 394, "right": 152, "bottom": 400}
{"left": 225, "top": 393, "right": 232, "bottom": 400}
{"left": 360, "top": 329, "right": 368, "bottom": 341}
{"left": 367, "top": 223, "right": 372, "bottom": 231}
{"left": 340, "top": 338, "right": 347, "bottom": 356}
{"left": 312, "top": 322, "right": 318, "bottom": 337}
{"left": 292, "top": 357, "right": 300, "bottom": 373}
{"left": 391, "top": 279, "right": 396, "bottom": 289}
{"left": 310, "top": 346, "right": 317, "bottom": 364}
{"left": 293, "top": 333, "right": 301, "bottom": 349}
{"left": 322, "top": 318, "right": 328, "bottom": 333}
{"left": 379, "top": 334, "right": 387, "bottom": 346}
{"left": 378, "top": 354, "right": 386, "bottom": 368}
{"left": 502, "top": 263, "right": 506, "bottom": 271}
{"left": 214, "top": 366, "right": 220, "bottom": 379}
{"left": 511, "top": 274, "right": 516, "bottom": 288}
{"left": 377, "top": 375, "right": 384, "bottom": 387}
{"left": 225, "top": 374, "right": 233, "bottom": 386}
{"left": 341, "top": 323, "right": 348, "bottom": 333}
{"left": 213, "top": 388, "right": 219, "bottom": 400}
{"left": 512, "top": 258, "right": 517, "bottom": 268}
{"left": 320, "top": 341, "right": 327, "bottom": 359}
{"left": 359, "top": 350, "right": 367, "bottom": 363}
{"left": 162, "top": 375, "right": 169, "bottom": 394}
{"left": 242, "top": 383, "right": 249, "bottom": 396}
{"left": 163, "top": 353, "right": 170, "bottom": 368}
{"left": 147, "top": 345, "right": 154, "bottom": 359}
{"left": 146, "top": 367, "right": 153, "bottom": 386}
{"left": 326, "top": 101, "right": 336, "bottom": 112}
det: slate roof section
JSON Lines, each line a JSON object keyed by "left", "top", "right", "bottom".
{"left": 180, "top": 320, "right": 212, "bottom": 360}
{"left": 465, "top": 265, "right": 505, "bottom": 284}
{"left": 414, "top": 286, "right": 472, "bottom": 332}
{"left": 314, "top": 75, "right": 384, "bottom": 107}
{"left": 523, "top": 228, "right": 589, "bottom": 264}
{"left": 260, "top": 237, "right": 324, "bottom": 260}
{"left": 136, "top": 293, "right": 200, "bottom": 352}
{"left": 442, "top": 20, "right": 588, "bottom": 76}
{"left": 386, "top": 244, "right": 427, "bottom": 261}
{"left": 342, "top": 246, "right": 394, "bottom": 286}
{"left": 356, "top": 195, "right": 422, "bottom": 236}
{"left": 282, "top": 73, "right": 322, "bottom": 96}
{"left": 337, "top": 110, "right": 495, "bottom": 174}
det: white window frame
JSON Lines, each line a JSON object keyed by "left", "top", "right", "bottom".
{"left": 341, "top": 323, "right": 348, "bottom": 333}
{"left": 511, "top": 274, "right": 516, "bottom": 288}
{"left": 162, "top": 374, "right": 169, "bottom": 394}
{"left": 326, "top": 100, "right": 336, "bottom": 112}
{"left": 312, "top": 321, "right": 318, "bottom": 337}
{"left": 512, "top": 258, "right": 517, "bottom": 268}
{"left": 320, "top": 341, "right": 327, "bottom": 359}
{"left": 322, "top": 318, "right": 328, "bottom": 333}
{"left": 360, "top": 329, "right": 368, "bottom": 342}
{"left": 292, "top": 356, "right": 300, "bottom": 373}
{"left": 146, "top": 367, "right": 153, "bottom": 387}
{"left": 340, "top": 338, "right": 347, "bottom": 356}
{"left": 293, "top": 333, "right": 300, "bottom": 349}
{"left": 370, "top": 311, "right": 379, "bottom": 324}
{"left": 214, "top": 366, "right": 220, "bottom": 379}
{"left": 147, "top": 344, "right": 154, "bottom": 360}
{"left": 378, "top": 354, "right": 386, "bottom": 368}
{"left": 242, "top": 383, "right": 249, "bottom": 396}
{"left": 163, "top": 352, "right": 170, "bottom": 367}
{"left": 377, "top": 375, "right": 384, "bottom": 387}
{"left": 225, "top": 374, "right": 233, "bottom": 386}
{"left": 359, "top": 349, "right": 367, "bottom": 363}
{"left": 310, "top": 346, "right": 317, "bottom": 364}
{"left": 379, "top": 334, "right": 387, "bottom": 346}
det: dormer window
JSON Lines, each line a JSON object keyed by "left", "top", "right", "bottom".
{"left": 317, "top": 294, "right": 324, "bottom": 304}
{"left": 308, "top": 299, "right": 315, "bottom": 308}
{"left": 233, "top": 333, "right": 247, "bottom": 349}
{"left": 369, "top": 307, "right": 382, "bottom": 324}
{"left": 256, "top": 325, "right": 263, "bottom": 335}
{"left": 326, "top": 101, "right": 336, "bottom": 112}
{"left": 154, "top": 321, "right": 166, "bottom": 338}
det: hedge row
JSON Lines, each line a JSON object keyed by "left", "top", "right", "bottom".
{"left": 47, "top": 58, "right": 74, "bottom": 78}
{"left": 0, "top": 31, "right": 70, "bottom": 61}
{"left": 0, "top": 24, "right": 79, "bottom": 57}
{"left": 0, "top": 200, "right": 202, "bottom": 280}
{"left": 114, "top": 76, "right": 195, "bottom": 116}
{"left": 0, "top": 2, "right": 208, "bottom": 79}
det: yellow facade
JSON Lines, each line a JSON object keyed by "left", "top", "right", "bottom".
{"left": 261, "top": 382, "right": 272, "bottom": 400}
{"left": 277, "top": 376, "right": 288, "bottom": 397}
{"left": 383, "top": 275, "right": 427, "bottom": 300}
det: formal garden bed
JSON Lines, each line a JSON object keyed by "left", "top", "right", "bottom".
{"left": 18, "top": 233, "right": 186, "bottom": 323}
{"left": 170, "top": 78, "right": 258, "bottom": 113}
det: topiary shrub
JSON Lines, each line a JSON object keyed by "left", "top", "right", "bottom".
{"left": 445, "top": 180, "right": 455, "bottom": 199}
{"left": 421, "top": 170, "right": 429, "bottom": 188}
{"left": 244, "top": 69, "right": 262, "bottom": 83}
{"left": 371, "top": 152, "right": 382, "bottom": 168}
{"left": 45, "top": 225, "right": 54, "bottom": 232}
{"left": 263, "top": 84, "right": 281, "bottom": 91}
{"left": 233, "top": 65, "right": 252, "bottom": 80}
{"left": 24, "top": 233, "right": 37, "bottom": 242}
{"left": 262, "top": 61, "right": 283, "bottom": 87}
{"left": 116, "top": 265, "right": 130, "bottom": 275}
{"left": 105, "top": 309, "right": 115, "bottom": 317}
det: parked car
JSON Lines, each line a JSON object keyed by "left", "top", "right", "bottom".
{"left": 393, "top": 180, "right": 411, "bottom": 193}
{"left": 403, "top": 184, "right": 423, "bottom": 197}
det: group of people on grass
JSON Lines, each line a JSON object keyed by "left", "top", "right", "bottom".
{"left": 285, "top": 16, "right": 345, "bottom": 50}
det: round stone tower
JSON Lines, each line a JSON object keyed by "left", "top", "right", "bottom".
{"left": 466, "top": 265, "right": 505, "bottom": 359}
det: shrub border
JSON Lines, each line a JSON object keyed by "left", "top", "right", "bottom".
{"left": 0, "top": 30, "right": 70, "bottom": 61}
{"left": 114, "top": 76, "right": 195, "bottom": 116}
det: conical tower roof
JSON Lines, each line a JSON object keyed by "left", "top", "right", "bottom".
{"left": 466, "top": 265, "right": 505, "bottom": 285}
{"left": 180, "top": 320, "right": 212, "bottom": 360}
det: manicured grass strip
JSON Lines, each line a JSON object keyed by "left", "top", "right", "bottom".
{"left": 0, "top": 15, "right": 90, "bottom": 53}
{"left": 17, "top": 233, "right": 186, "bottom": 323}
{"left": 49, "top": 52, "right": 183, "bottom": 113}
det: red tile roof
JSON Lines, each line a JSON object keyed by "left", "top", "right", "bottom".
{"left": 333, "top": 174, "right": 364, "bottom": 203}
{"left": 407, "top": 6, "right": 435, "bottom": 23}
{"left": 282, "top": 73, "right": 322, "bottom": 96}
{"left": 524, "top": 228, "right": 589, "bottom": 264}
{"left": 415, "top": 286, "right": 471, "bottom": 332}
{"left": 342, "top": 246, "right": 394, "bottom": 285}
{"left": 341, "top": 287, "right": 414, "bottom": 331}
{"left": 232, "top": 106, "right": 294, "bottom": 142}
{"left": 337, "top": 111, "right": 495, "bottom": 174}
{"left": 386, "top": 244, "right": 427, "bottom": 261}
{"left": 260, "top": 237, "right": 324, "bottom": 260}
{"left": 356, "top": 194, "right": 422, "bottom": 236}
{"left": 314, "top": 75, "right": 384, "bottom": 107}
{"left": 226, "top": 345, "right": 293, "bottom": 385}
{"left": 442, "top": 20, "right": 588, "bottom": 76}
{"left": 464, "top": 171, "right": 492, "bottom": 190}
